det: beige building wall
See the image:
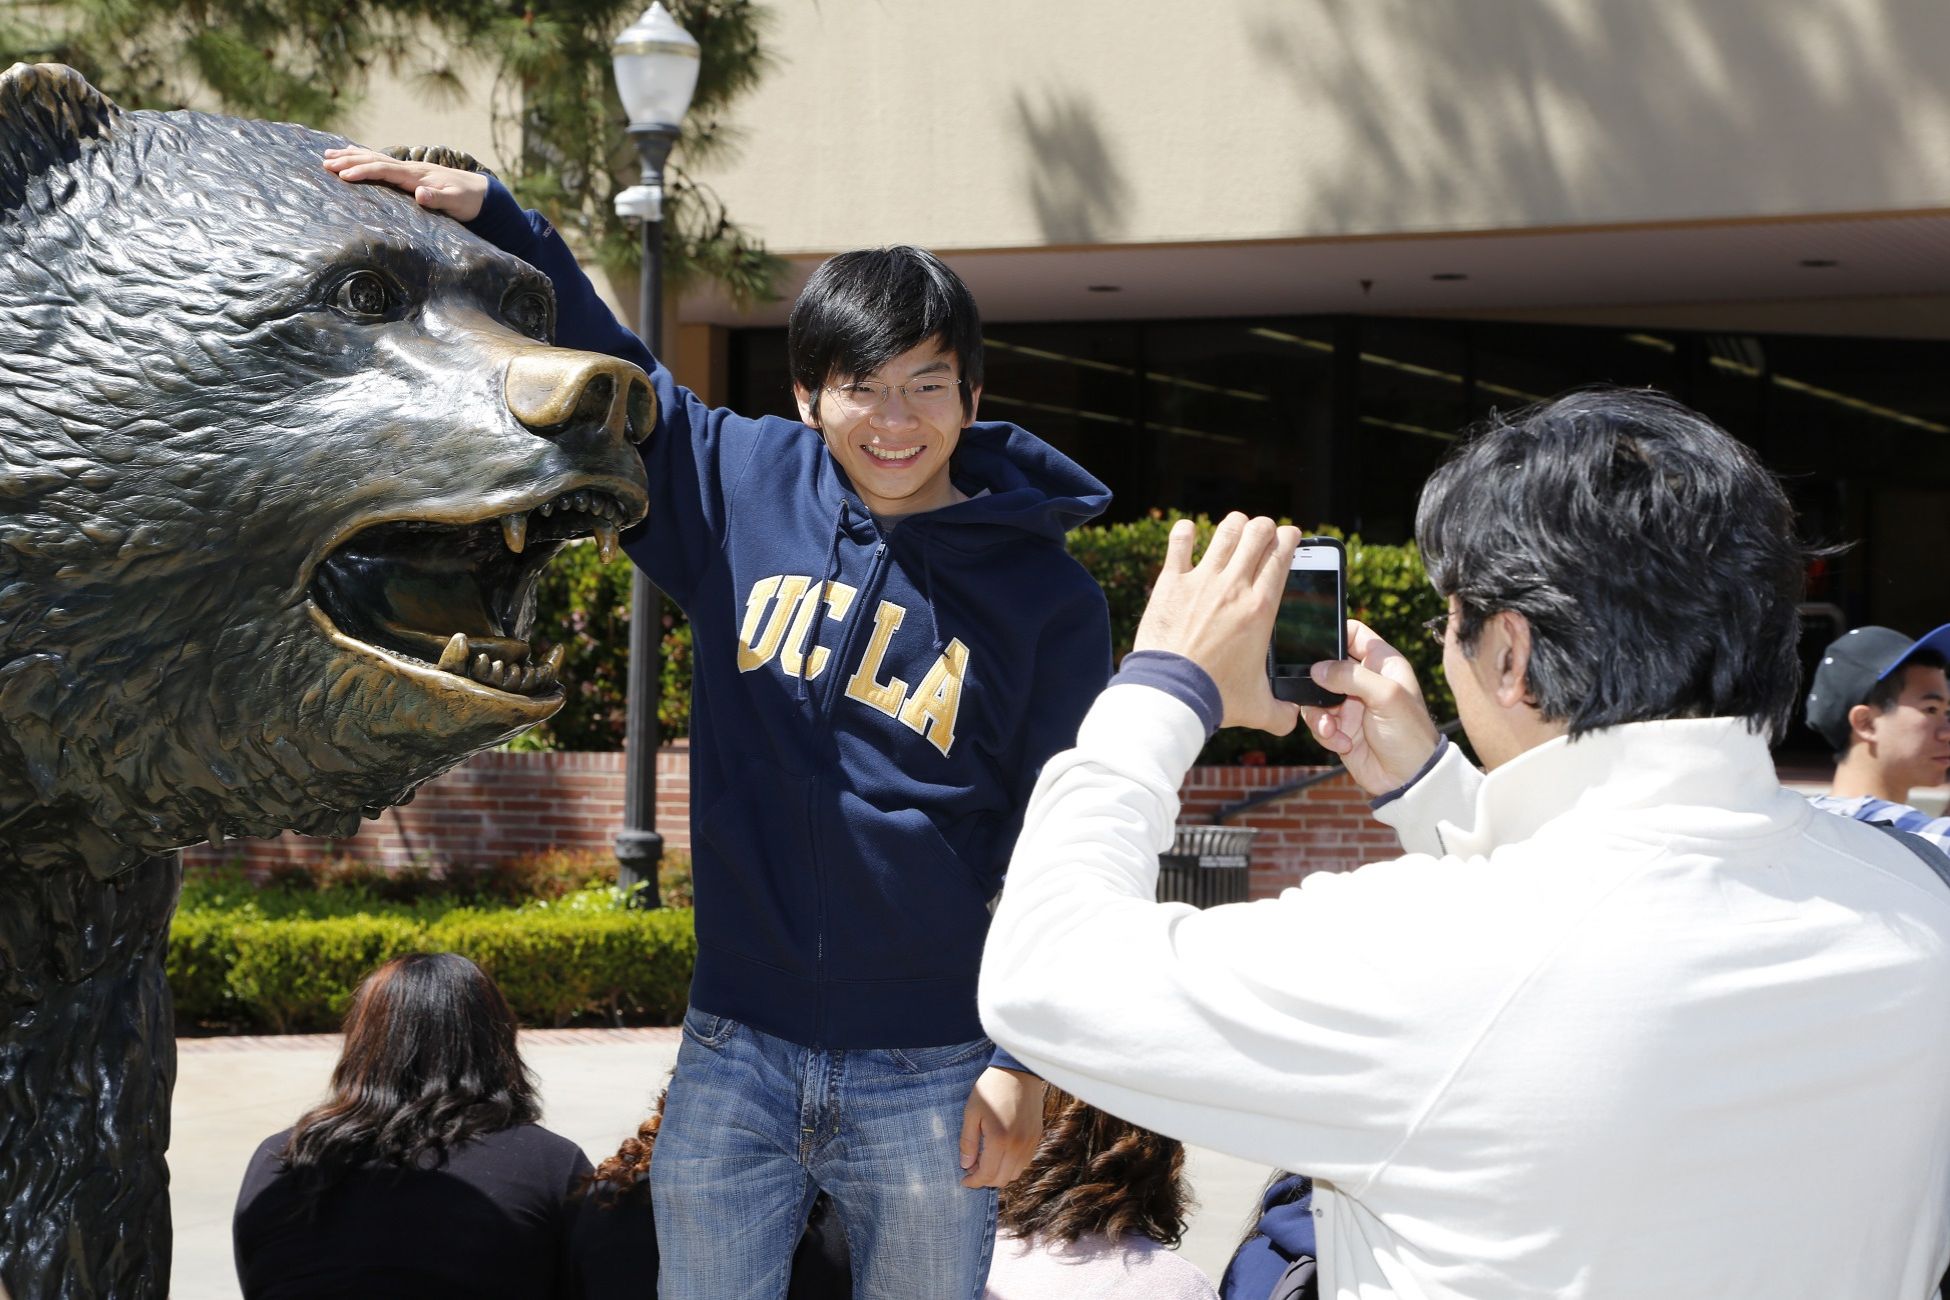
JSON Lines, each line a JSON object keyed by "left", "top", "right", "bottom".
{"left": 335, "top": 69, "right": 509, "bottom": 173}
{"left": 696, "top": 0, "right": 1950, "bottom": 254}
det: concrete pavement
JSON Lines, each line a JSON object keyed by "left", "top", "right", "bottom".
{"left": 171, "top": 1028, "right": 1272, "bottom": 1298}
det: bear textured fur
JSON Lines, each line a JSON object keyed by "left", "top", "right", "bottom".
{"left": 0, "top": 63, "right": 651, "bottom": 1298}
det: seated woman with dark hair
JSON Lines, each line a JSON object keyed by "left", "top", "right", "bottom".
{"left": 232, "top": 952, "right": 591, "bottom": 1299}
{"left": 985, "top": 1088, "right": 1218, "bottom": 1299}
{"left": 570, "top": 1085, "right": 853, "bottom": 1299}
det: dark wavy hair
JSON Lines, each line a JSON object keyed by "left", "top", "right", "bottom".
{"left": 997, "top": 1089, "right": 1190, "bottom": 1248}
{"left": 278, "top": 952, "right": 539, "bottom": 1193}
{"left": 1417, "top": 386, "right": 1811, "bottom": 742}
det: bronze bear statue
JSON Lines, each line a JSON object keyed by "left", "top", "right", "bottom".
{"left": 0, "top": 63, "right": 652, "bottom": 1298}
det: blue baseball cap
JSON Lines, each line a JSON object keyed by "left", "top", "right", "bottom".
{"left": 1805, "top": 624, "right": 1950, "bottom": 751}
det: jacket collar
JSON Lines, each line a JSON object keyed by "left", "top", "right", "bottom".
{"left": 1440, "top": 717, "right": 1808, "bottom": 857}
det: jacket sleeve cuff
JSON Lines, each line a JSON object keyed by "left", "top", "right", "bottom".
{"left": 1112, "top": 651, "right": 1221, "bottom": 739}
{"left": 988, "top": 1046, "right": 1035, "bottom": 1075}
{"left": 1369, "top": 736, "right": 1451, "bottom": 810}
{"left": 464, "top": 176, "right": 543, "bottom": 252}
{"left": 1370, "top": 738, "right": 1481, "bottom": 857}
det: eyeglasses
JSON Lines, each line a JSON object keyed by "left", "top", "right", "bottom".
{"left": 823, "top": 376, "right": 964, "bottom": 413}
{"left": 1422, "top": 613, "right": 1451, "bottom": 647}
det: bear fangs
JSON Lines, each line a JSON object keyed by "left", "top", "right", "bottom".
{"left": 500, "top": 489, "right": 625, "bottom": 560}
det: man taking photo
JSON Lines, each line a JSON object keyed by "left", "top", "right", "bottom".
{"left": 980, "top": 389, "right": 1950, "bottom": 1298}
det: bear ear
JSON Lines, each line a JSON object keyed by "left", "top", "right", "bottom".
{"left": 0, "top": 62, "right": 124, "bottom": 211}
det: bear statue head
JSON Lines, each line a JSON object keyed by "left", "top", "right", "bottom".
{"left": 0, "top": 64, "right": 653, "bottom": 877}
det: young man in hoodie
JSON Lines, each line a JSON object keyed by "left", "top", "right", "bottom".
{"left": 324, "top": 147, "right": 1112, "bottom": 1300}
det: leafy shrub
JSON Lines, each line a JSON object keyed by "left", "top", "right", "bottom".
{"left": 223, "top": 915, "right": 425, "bottom": 1033}
{"left": 525, "top": 513, "right": 1451, "bottom": 764}
{"left": 166, "top": 909, "right": 240, "bottom": 1025}
{"left": 170, "top": 862, "right": 701, "bottom": 1033}
{"left": 430, "top": 907, "right": 696, "bottom": 1027}
{"left": 524, "top": 537, "right": 690, "bottom": 750}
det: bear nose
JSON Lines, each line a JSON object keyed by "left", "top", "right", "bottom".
{"left": 504, "top": 350, "right": 656, "bottom": 446}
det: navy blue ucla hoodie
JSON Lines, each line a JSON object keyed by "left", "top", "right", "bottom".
{"left": 469, "top": 182, "right": 1112, "bottom": 1050}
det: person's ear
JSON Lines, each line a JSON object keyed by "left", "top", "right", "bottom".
{"left": 963, "top": 383, "right": 982, "bottom": 428}
{"left": 1847, "top": 701, "right": 1882, "bottom": 746}
{"left": 793, "top": 382, "right": 820, "bottom": 430}
{"left": 1486, "top": 610, "right": 1535, "bottom": 709}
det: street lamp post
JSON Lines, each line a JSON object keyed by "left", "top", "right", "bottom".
{"left": 611, "top": 3, "right": 700, "bottom": 908}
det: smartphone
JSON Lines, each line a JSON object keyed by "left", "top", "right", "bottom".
{"left": 1267, "top": 536, "right": 1347, "bottom": 706}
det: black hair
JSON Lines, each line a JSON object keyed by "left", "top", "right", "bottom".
{"left": 1864, "top": 649, "right": 1949, "bottom": 716}
{"left": 787, "top": 245, "right": 982, "bottom": 422}
{"left": 279, "top": 953, "right": 539, "bottom": 1197}
{"left": 1416, "top": 386, "right": 1810, "bottom": 742}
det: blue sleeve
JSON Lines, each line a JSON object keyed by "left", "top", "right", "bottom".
{"left": 980, "top": 575, "right": 1113, "bottom": 1080}
{"left": 988, "top": 1045, "right": 1031, "bottom": 1074}
{"left": 465, "top": 178, "right": 770, "bottom": 608}
{"left": 1009, "top": 578, "right": 1115, "bottom": 833}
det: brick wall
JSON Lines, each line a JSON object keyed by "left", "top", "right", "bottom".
{"left": 182, "top": 743, "right": 1391, "bottom": 895}
{"left": 183, "top": 745, "right": 692, "bottom": 872}
{"left": 1178, "top": 764, "right": 1401, "bottom": 896}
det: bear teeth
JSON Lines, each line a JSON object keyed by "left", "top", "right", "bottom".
{"left": 498, "top": 491, "right": 627, "bottom": 555}
{"left": 435, "top": 631, "right": 563, "bottom": 693}
{"left": 437, "top": 633, "right": 470, "bottom": 672}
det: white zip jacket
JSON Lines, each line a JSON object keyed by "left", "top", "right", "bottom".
{"left": 980, "top": 674, "right": 1950, "bottom": 1299}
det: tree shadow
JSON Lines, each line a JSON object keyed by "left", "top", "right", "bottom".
{"left": 1010, "top": 89, "right": 1132, "bottom": 244}
{"left": 1240, "top": 0, "right": 1946, "bottom": 235}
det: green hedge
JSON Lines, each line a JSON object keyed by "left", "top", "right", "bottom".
{"left": 169, "top": 903, "right": 696, "bottom": 1033}
{"left": 526, "top": 513, "right": 1452, "bottom": 764}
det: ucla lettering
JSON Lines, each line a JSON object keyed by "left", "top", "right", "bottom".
{"left": 735, "top": 575, "right": 970, "bottom": 755}
{"left": 844, "top": 600, "right": 908, "bottom": 715}
{"left": 897, "top": 638, "right": 968, "bottom": 756}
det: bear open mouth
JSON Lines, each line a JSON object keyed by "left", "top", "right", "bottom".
{"left": 307, "top": 487, "right": 633, "bottom": 696}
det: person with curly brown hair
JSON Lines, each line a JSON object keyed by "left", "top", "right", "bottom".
{"left": 984, "top": 1089, "right": 1218, "bottom": 1299}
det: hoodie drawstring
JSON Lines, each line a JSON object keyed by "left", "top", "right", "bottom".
{"left": 799, "top": 498, "right": 849, "bottom": 703}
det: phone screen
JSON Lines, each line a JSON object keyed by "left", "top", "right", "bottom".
{"left": 1273, "top": 556, "right": 1342, "bottom": 670}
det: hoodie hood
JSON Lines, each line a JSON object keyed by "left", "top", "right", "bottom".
{"left": 931, "top": 420, "right": 1111, "bottom": 547}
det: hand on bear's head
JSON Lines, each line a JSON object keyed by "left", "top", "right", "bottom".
{"left": 324, "top": 145, "right": 488, "bottom": 223}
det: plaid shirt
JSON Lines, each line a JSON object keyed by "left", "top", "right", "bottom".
{"left": 1808, "top": 794, "right": 1950, "bottom": 855}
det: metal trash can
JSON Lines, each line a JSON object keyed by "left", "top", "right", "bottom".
{"left": 1156, "top": 825, "right": 1258, "bottom": 908}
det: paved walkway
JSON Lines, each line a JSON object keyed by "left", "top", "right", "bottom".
{"left": 172, "top": 1028, "right": 1271, "bottom": 1298}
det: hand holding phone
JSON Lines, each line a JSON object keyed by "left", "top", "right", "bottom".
{"left": 1267, "top": 537, "right": 1347, "bottom": 707}
{"left": 1130, "top": 514, "right": 1302, "bottom": 736}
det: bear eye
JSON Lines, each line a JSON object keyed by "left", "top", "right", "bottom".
{"left": 331, "top": 270, "right": 397, "bottom": 320}
{"left": 503, "top": 288, "right": 553, "bottom": 342}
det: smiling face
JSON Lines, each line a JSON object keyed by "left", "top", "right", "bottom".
{"left": 793, "top": 339, "right": 977, "bottom": 518}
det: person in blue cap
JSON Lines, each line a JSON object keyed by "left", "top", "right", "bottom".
{"left": 1805, "top": 624, "right": 1950, "bottom": 851}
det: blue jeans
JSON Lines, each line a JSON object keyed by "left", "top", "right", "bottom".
{"left": 651, "top": 1007, "right": 998, "bottom": 1300}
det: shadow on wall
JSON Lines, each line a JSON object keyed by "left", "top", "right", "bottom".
{"left": 1011, "top": 89, "right": 1132, "bottom": 245}
{"left": 1240, "top": 0, "right": 1949, "bottom": 235}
